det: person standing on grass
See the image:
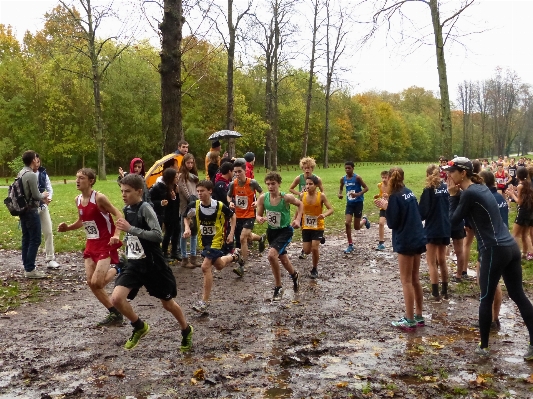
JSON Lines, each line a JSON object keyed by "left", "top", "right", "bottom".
{"left": 57, "top": 168, "right": 124, "bottom": 327}
{"left": 506, "top": 167, "right": 533, "bottom": 260}
{"left": 112, "top": 174, "right": 193, "bottom": 351}
{"left": 256, "top": 172, "right": 303, "bottom": 301}
{"left": 338, "top": 161, "right": 370, "bottom": 254}
{"left": 18, "top": 150, "right": 50, "bottom": 279}
{"left": 445, "top": 157, "right": 533, "bottom": 358}
{"left": 33, "top": 154, "right": 59, "bottom": 269}
{"left": 374, "top": 167, "right": 426, "bottom": 330}
{"left": 375, "top": 170, "right": 389, "bottom": 251}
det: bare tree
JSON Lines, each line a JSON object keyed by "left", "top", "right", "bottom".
{"left": 475, "top": 80, "right": 489, "bottom": 157}
{"left": 457, "top": 80, "right": 474, "bottom": 156}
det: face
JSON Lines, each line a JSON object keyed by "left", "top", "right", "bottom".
{"left": 265, "top": 179, "right": 280, "bottom": 193}
{"left": 381, "top": 174, "right": 389, "bottom": 183}
{"left": 196, "top": 186, "right": 211, "bottom": 201}
{"left": 345, "top": 165, "right": 354, "bottom": 175}
{"left": 121, "top": 184, "right": 143, "bottom": 205}
{"left": 133, "top": 162, "right": 143, "bottom": 174}
{"left": 305, "top": 179, "right": 316, "bottom": 192}
{"left": 35, "top": 157, "right": 41, "bottom": 168}
{"left": 76, "top": 173, "right": 93, "bottom": 191}
{"left": 234, "top": 167, "right": 245, "bottom": 180}
{"left": 498, "top": 165, "right": 503, "bottom": 171}
{"left": 179, "top": 144, "right": 189, "bottom": 155}
{"left": 447, "top": 169, "right": 464, "bottom": 185}
{"left": 302, "top": 165, "right": 313, "bottom": 176}
{"left": 185, "top": 159, "right": 194, "bottom": 170}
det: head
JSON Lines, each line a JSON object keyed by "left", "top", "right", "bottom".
{"left": 305, "top": 175, "right": 319, "bottom": 193}
{"left": 233, "top": 159, "right": 246, "bottom": 181}
{"left": 444, "top": 157, "right": 483, "bottom": 187}
{"left": 380, "top": 170, "right": 390, "bottom": 184}
{"left": 425, "top": 164, "right": 441, "bottom": 189}
{"left": 244, "top": 152, "right": 255, "bottom": 165}
{"left": 162, "top": 167, "right": 178, "bottom": 186}
{"left": 32, "top": 153, "right": 42, "bottom": 171}
{"left": 220, "top": 156, "right": 233, "bottom": 165}
{"left": 479, "top": 170, "right": 495, "bottom": 187}
{"left": 344, "top": 161, "right": 355, "bottom": 175}
{"left": 76, "top": 168, "right": 96, "bottom": 190}
{"left": 211, "top": 140, "right": 221, "bottom": 152}
{"left": 511, "top": 157, "right": 516, "bottom": 165}
{"left": 220, "top": 161, "right": 234, "bottom": 178}
{"left": 22, "top": 150, "right": 38, "bottom": 168}
{"left": 180, "top": 153, "right": 197, "bottom": 176}
{"left": 177, "top": 140, "right": 189, "bottom": 156}
{"left": 196, "top": 180, "right": 213, "bottom": 202}
{"left": 209, "top": 151, "right": 220, "bottom": 164}
{"left": 482, "top": 159, "right": 488, "bottom": 166}
{"left": 497, "top": 163, "right": 504, "bottom": 171}
{"left": 130, "top": 158, "right": 145, "bottom": 176}
{"left": 439, "top": 158, "right": 448, "bottom": 167}
{"left": 299, "top": 157, "right": 316, "bottom": 176}
{"left": 120, "top": 174, "right": 144, "bottom": 205}
{"left": 388, "top": 167, "right": 405, "bottom": 194}
{"left": 517, "top": 166, "right": 529, "bottom": 181}
{"left": 264, "top": 172, "right": 282, "bottom": 193}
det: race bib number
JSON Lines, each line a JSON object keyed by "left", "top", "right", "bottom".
{"left": 348, "top": 190, "right": 356, "bottom": 198}
{"left": 200, "top": 224, "right": 216, "bottom": 236}
{"left": 82, "top": 221, "right": 100, "bottom": 239}
{"left": 126, "top": 235, "right": 145, "bottom": 260}
{"left": 304, "top": 215, "right": 318, "bottom": 228}
{"left": 509, "top": 169, "right": 516, "bottom": 177}
{"left": 496, "top": 177, "right": 505, "bottom": 184}
{"left": 266, "top": 210, "right": 281, "bottom": 228}
{"left": 236, "top": 196, "right": 248, "bottom": 209}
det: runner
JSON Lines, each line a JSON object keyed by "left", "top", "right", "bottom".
{"left": 184, "top": 180, "right": 240, "bottom": 314}
{"left": 57, "top": 168, "right": 124, "bottom": 327}
{"left": 338, "top": 161, "right": 370, "bottom": 254}
{"left": 461, "top": 160, "right": 482, "bottom": 282}
{"left": 494, "top": 163, "right": 510, "bottom": 194}
{"left": 508, "top": 157, "right": 518, "bottom": 187}
{"left": 256, "top": 172, "right": 303, "bottom": 301}
{"left": 506, "top": 167, "right": 533, "bottom": 260}
{"left": 227, "top": 159, "right": 266, "bottom": 273}
{"left": 374, "top": 167, "right": 426, "bottom": 330}
{"left": 112, "top": 174, "right": 193, "bottom": 351}
{"left": 300, "top": 175, "right": 334, "bottom": 278}
{"left": 375, "top": 170, "right": 389, "bottom": 250}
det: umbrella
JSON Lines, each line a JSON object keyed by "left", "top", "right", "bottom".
{"left": 145, "top": 153, "right": 181, "bottom": 189}
{"left": 207, "top": 130, "right": 242, "bottom": 141}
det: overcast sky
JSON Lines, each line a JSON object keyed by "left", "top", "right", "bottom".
{"left": 1, "top": 0, "right": 532, "bottom": 103}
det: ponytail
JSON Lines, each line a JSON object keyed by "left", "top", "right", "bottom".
{"left": 465, "top": 169, "right": 483, "bottom": 185}
{"left": 425, "top": 164, "right": 441, "bottom": 189}
{"left": 388, "top": 167, "right": 405, "bottom": 194}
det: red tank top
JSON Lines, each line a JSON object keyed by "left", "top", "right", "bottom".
{"left": 77, "top": 191, "right": 116, "bottom": 241}
{"left": 495, "top": 170, "right": 506, "bottom": 189}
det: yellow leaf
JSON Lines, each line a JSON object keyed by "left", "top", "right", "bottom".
{"left": 429, "top": 342, "right": 444, "bottom": 349}
{"left": 336, "top": 381, "right": 349, "bottom": 388}
{"left": 193, "top": 368, "right": 205, "bottom": 380}
{"left": 190, "top": 378, "right": 198, "bottom": 385}
{"left": 525, "top": 374, "right": 533, "bottom": 384}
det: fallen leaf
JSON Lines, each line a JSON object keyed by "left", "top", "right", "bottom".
{"left": 474, "top": 376, "right": 485, "bottom": 386}
{"left": 190, "top": 378, "right": 198, "bottom": 385}
{"left": 193, "top": 368, "right": 205, "bottom": 380}
{"left": 336, "top": 381, "right": 348, "bottom": 388}
{"left": 61, "top": 305, "right": 72, "bottom": 310}
{"left": 429, "top": 342, "right": 444, "bottom": 349}
{"left": 386, "top": 390, "right": 395, "bottom": 397}
{"left": 525, "top": 374, "right": 533, "bottom": 384}
{"left": 109, "top": 369, "right": 125, "bottom": 378}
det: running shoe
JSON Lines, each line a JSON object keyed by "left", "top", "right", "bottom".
{"left": 441, "top": 292, "right": 449, "bottom": 300}
{"left": 112, "top": 263, "right": 122, "bottom": 275}
{"left": 362, "top": 216, "right": 371, "bottom": 229}
{"left": 391, "top": 317, "right": 416, "bottom": 330}
{"left": 192, "top": 300, "right": 209, "bottom": 313}
{"left": 344, "top": 244, "right": 354, "bottom": 254}
{"left": 258, "top": 234, "right": 267, "bottom": 253}
{"left": 523, "top": 344, "right": 533, "bottom": 360}
{"left": 414, "top": 315, "right": 425, "bottom": 327}
{"left": 124, "top": 322, "right": 150, "bottom": 350}
{"left": 429, "top": 295, "right": 442, "bottom": 303}
{"left": 291, "top": 271, "right": 300, "bottom": 292}
{"left": 233, "top": 263, "right": 245, "bottom": 277}
{"left": 474, "top": 343, "right": 490, "bottom": 358}
{"left": 527, "top": 253, "right": 533, "bottom": 261}
{"left": 180, "top": 325, "right": 194, "bottom": 353}
{"left": 96, "top": 312, "right": 123, "bottom": 327}
{"left": 298, "top": 250, "right": 307, "bottom": 259}
{"left": 310, "top": 268, "right": 318, "bottom": 279}
{"left": 272, "top": 286, "right": 284, "bottom": 301}
{"left": 47, "top": 260, "right": 60, "bottom": 269}
{"left": 376, "top": 243, "right": 386, "bottom": 251}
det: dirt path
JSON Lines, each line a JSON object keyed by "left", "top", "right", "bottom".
{"left": 2, "top": 229, "right": 533, "bottom": 398}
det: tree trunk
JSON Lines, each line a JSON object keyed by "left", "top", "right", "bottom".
{"left": 226, "top": 0, "right": 236, "bottom": 157}
{"left": 160, "top": 0, "right": 184, "bottom": 155}
{"left": 323, "top": 74, "right": 331, "bottom": 168}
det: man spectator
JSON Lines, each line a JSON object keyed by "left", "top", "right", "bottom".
{"left": 174, "top": 140, "right": 189, "bottom": 169}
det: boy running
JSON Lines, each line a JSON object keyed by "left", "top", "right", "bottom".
{"left": 301, "top": 175, "right": 334, "bottom": 278}
{"left": 338, "top": 161, "right": 370, "bottom": 254}
{"left": 256, "top": 172, "right": 303, "bottom": 301}
{"left": 57, "top": 168, "right": 124, "bottom": 327}
{"left": 111, "top": 174, "right": 193, "bottom": 351}
{"left": 375, "top": 170, "right": 390, "bottom": 251}
{"left": 184, "top": 180, "right": 240, "bottom": 314}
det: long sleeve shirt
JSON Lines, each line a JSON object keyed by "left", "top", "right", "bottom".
{"left": 418, "top": 183, "right": 451, "bottom": 239}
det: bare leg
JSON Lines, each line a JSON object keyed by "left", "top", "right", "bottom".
{"left": 85, "top": 258, "right": 114, "bottom": 309}
{"left": 268, "top": 247, "right": 283, "bottom": 286}
{"left": 426, "top": 244, "right": 439, "bottom": 284}
{"left": 311, "top": 240, "right": 320, "bottom": 268}
{"left": 412, "top": 254, "right": 423, "bottom": 316}
{"left": 398, "top": 254, "right": 415, "bottom": 320}
{"left": 345, "top": 214, "right": 353, "bottom": 243}
{"left": 161, "top": 299, "right": 188, "bottom": 330}
{"left": 111, "top": 286, "right": 136, "bottom": 321}
{"left": 279, "top": 253, "right": 296, "bottom": 275}
{"left": 452, "top": 238, "right": 465, "bottom": 278}
{"left": 240, "top": 228, "right": 252, "bottom": 262}
{"left": 302, "top": 241, "right": 312, "bottom": 255}
{"left": 437, "top": 244, "right": 448, "bottom": 283}
{"left": 463, "top": 227, "right": 475, "bottom": 274}
{"left": 378, "top": 216, "right": 386, "bottom": 242}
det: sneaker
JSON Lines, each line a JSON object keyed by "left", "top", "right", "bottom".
{"left": 24, "top": 269, "right": 47, "bottom": 279}
{"left": 491, "top": 319, "right": 501, "bottom": 330}
{"left": 344, "top": 244, "right": 354, "bottom": 254}
{"left": 291, "top": 271, "right": 300, "bottom": 292}
{"left": 523, "top": 344, "right": 533, "bottom": 360}
{"left": 258, "top": 234, "right": 267, "bottom": 253}
{"left": 47, "top": 260, "right": 60, "bottom": 269}
{"left": 414, "top": 315, "right": 425, "bottom": 327}
{"left": 441, "top": 292, "right": 449, "bottom": 300}
{"left": 272, "top": 286, "right": 284, "bottom": 301}
{"left": 453, "top": 276, "right": 463, "bottom": 283}
{"left": 376, "top": 243, "right": 386, "bottom": 251}
{"left": 124, "top": 322, "right": 150, "bottom": 350}
{"left": 298, "top": 250, "right": 307, "bottom": 259}
{"left": 180, "top": 325, "right": 194, "bottom": 353}
{"left": 429, "top": 295, "right": 442, "bottom": 303}
{"left": 474, "top": 343, "right": 490, "bottom": 358}
{"left": 96, "top": 312, "right": 123, "bottom": 327}
{"left": 310, "top": 268, "right": 318, "bottom": 279}
{"left": 192, "top": 300, "right": 209, "bottom": 313}
{"left": 362, "top": 216, "right": 371, "bottom": 229}
{"left": 527, "top": 253, "right": 533, "bottom": 261}
{"left": 233, "top": 263, "right": 245, "bottom": 277}
{"left": 391, "top": 317, "right": 416, "bottom": 330}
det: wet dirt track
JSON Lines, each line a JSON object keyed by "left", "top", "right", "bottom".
{"left": 2, "top": 230, "right": 533, "bottom": 398}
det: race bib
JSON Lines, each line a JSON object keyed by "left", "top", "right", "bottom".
{"left": 304, "top": 215, "right": 318, "bottom": 228}
{"left": 266, "top": 210, "right": 281, "bottom": 228}
{"left": 509, "top": 169, "right": 516, "bottom": 177}
{"left": 236, "top": 195, "right": 248, "bottom": 209}
{"left": 200, "top": 224, "right": 216, "bottom": 236}
{"left": 83, "top": 221, "right": 100, "bottom": 239}
{"left": 496, "top": 177, "right": 505, "bottom": 184}
{"left": 348, "top": 190, "right": 356, "bottom": 198}
{"left": 126, "top": 235, "right": 145, "bottom": 260}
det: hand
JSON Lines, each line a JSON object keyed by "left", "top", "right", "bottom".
{"left": 109, "top": 236, "right": 120, "bottom": 246}
{"left": 447, "top": 176, "right": 460, "bottom": 196}
{"left": 318, "top": 214, "right": 325, "bottom": 220}
{"left": 226, "top": 234, "right": 234, "bottom": 244}
{"left": 374, "top": 198, "right": 388, "bottom": 210}
{"left": 338, "top": 194, "right": 343, "bottom": 200}
{"left": 44, "top": 197, "right": 52, "bottom": 205}
{"left": 57, "top": 222, "right": 68, "bottom": 232}
{"left": 251, "top": 201, "right": 257, "bottom": 209}
{"left": 118, "top": 167, "right": 124, "bottom": 178}
{"left": 161, "top": 199, "right": 168, "bottom": 206}
{"left": 291, "top": 219, "right": 300, "bottom": 229}
{"left": 229, "top": 201, "right": 235, "bottom": 210}
{"left": 182, "top": 229, "right": 191, "bottom": 238}
{"left": 116, "top": 218, "right": 131, "bottom": 232}
{"left": 42, "top": 191, "right": 49, "bottom": 199}
{"left": 170, "top": 191, "right": 176, "bottom": 200}
{"left": 257, "top": 216, "right": 267, "bottom": 224}
{"left": 382, "top": 193, "right": 389, "bottom": 200}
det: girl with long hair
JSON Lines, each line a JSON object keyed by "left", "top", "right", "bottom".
{"left": 507, "top": 166, "right": 533, "bottom": 260}
{"left": 178, "top": 154, "right": 200, "bottom": 268}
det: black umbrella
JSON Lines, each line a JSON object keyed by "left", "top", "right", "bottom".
{"left": 208, "top": 130, "right": 242, "bottom": 141}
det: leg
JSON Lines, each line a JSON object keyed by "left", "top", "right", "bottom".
{"left": 302, "top": 241, "right": 312, "bottom": 255}
{"left": 279, "top": 253, "right": 296, "bottom": 275}
{"left": 512, "top": 223, "right": 524, "bottom": 255}
{"left": 39, "top": 207, "right": 55, "bottom": 261}
{"left": 85, "top": 258, "right": 113, "bottom": 309}
{"left": 411, "top": 254, "right": 423, "bottom": 316}
{"left": 425, "top": 244, "right": 439, "bottom": 285}
{"left": 20, "top": 214, "right": 30, "bottom": 272}
{"left": 240, "top": 228, "right": 252, "bottom": 263}
{"left": 200, "top": 258, "right": 214, "bottom": 302}
{"left": 251, "top": 233, "right": 262, "bottom": 241}
{"left": 493, "top": 284, "right": 502, "bottom": 322}
{"left": 161, "top": 299, "right": 188, "bottom": 330}
{"left": 268, "top": 247, "right": 283, "bottom": 287}
{"left": 379, "top": 216, "right": 386, "bottom": 241}
{"left": 353, "top": 216, "right": 362, "bottom": 231}
{"left": 162, "top": 221, "right": 172, "bottom": 254}
{"left": 180, "top": 216, "right": 188, "bottom": 258}
{"left": 311, "top": 239, "right": 320, "bottom": 268}
{"left": 111, "top": 285, "right": 137, "bottom": 321}
{"left": 462, "top": 227, "right": 475, "bottom": 274}
{"left": 452, "top": 238, "right": 465, "bottom": 278}
{"left": 398, "top": 254, "right": 415, "bottom": 320}
{"left": 345, "top": 214, "right": 353, "bottom": 244}
{"left": 21, "top": 211, "right": 42, "bottom": 272}
{"left": 437, "top": 244, "right": 449, "bottom": 284}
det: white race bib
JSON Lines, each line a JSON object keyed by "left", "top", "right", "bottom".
{"left": 200, "top": 224, "right": 216, "bottom": 236}
{"left": 236, "top": 195, "right": 248, "bottom": 209}
{"left": 266, "top": 210, "right": 281, "bottom": 228}
{"left": 304, "top": 215, "right": 318, "bottom": 228}
{"left": 126, "top": 235, "right": 145, "bottom": 260}
{"left": 83, "top": 221, "right": 100, "bottom": 239}
{"left": 348, "top": 190, "right": 356, "bottom": 198}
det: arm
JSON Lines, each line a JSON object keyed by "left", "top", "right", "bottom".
{"left": 508, "top": 184, "right": 522, "bottom": 205}
{"left": 357, "top": 176, "right": 369, "bottom": 196}
{"left": 319, "top": 193, "right": 334, "bottom": 219}
{"left": 317, "top": 177, "right": 325, "bottom": 194}
{"left": 116, "top": 205, "right": 163, "bottom": 243}
{"left": 96, "top": 193, "right": 123, "bottom": 242}
{"left": 26, "top": 173, "right": 46, "bottom": 201}
{"left": 289, "top": 176, "right": 301, "bottom": 196}
{"left": 227, "top": 181, "right": 235, "bottom": 209}
{"left": 418, "top": 188, "right": 430, "bottom": 221}
{"left": 45, "top": 174, "right": 53, "bottom": 200}
{"left": 255, "top": 194, "right": 266, "bottom": 224}
{"left": 338, "top": 177, "right": 344, "bottom": 199}
{"left": 224, "top": 208, "right": 237, "bottom": 244}
{"left": 283, "top": 193, "right": 303, "bottom": 228}
{"left": 182, "top": 202, "right": 196, "bottom": 238}
{"left": 250, "top": 179, "right": 263, "bottom": 194}
{"left": 58, "top": 199, "right": 83, "bottom": 232}
{"left": 385, "top": 195, "right": 401, "bottom": 230}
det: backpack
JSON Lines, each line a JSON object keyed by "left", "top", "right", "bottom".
{"left": 4, "top": 172, "right": 30, "bottom": 216}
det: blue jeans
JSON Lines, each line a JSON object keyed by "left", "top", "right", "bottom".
{"left": 180, "top": 215, "right": 197, "bottom": 258}
{"left": 20, "top": 209, "right": 42, "bottom": 272}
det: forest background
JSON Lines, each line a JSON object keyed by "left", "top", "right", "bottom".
{"left": 0, "top": 0, "right": 532, "bottom": 178}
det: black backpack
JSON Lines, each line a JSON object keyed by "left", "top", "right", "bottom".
{"left": 4, "top": 171, "right": 30, "bottom": 216}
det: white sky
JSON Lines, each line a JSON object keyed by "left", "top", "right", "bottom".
{"left": 1, "top": 0, "right": 532, "bottom": 103}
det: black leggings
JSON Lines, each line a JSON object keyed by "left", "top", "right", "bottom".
{"left": 479, "top": 243, "right": 533, "bottom": 348}
{"left": 162, "top": 217, "right": 181, "bottom": 254}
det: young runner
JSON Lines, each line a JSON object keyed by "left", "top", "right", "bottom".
{"left": 338, "top": 161, "right": 370, "bottom": 254}
{"left": 57, "top": 168, "right": 124, "bottom": 327}
{"left": 375, "top": 170, "right": 389, "bottom": 250}
{"left": 184, "top": 180, "right": 240, "bottom": 314}
{"left": 112, "top": 174, "right": 193, "bottom": 351}
{"left": 374, "top": 167, "right": 426, "bottom": 330}
{"left": 506, "top": 167, "right": 533, "bottom": 260}
{"left": 227, "top": 159, "right": 266, "bottom": 272}
{"left": 461, "top": 160, "right": 482, "bottom": 282}
{"left": 256, "top": 172, "right": 303, "bottom": 301}
{"left": 300, "top": 175, "right": 334, "bottom": 278}
{"left": 494, "top": 163, "right": 510, "bottom": 194}
{"left": 508, "top": 158, "right": 518, "bottom": 187}
{"left": 446, "top": 157, "right": 533, "bottom": 358}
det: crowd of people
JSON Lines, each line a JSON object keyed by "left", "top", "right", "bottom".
{"left": 13, "top": 146, "right": 533, "bottom": 359}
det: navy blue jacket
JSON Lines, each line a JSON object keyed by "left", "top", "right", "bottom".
{"left": 489, "top": 186, "right": 509, "bottom": 227}
{"left": 419, "top": 182, "right": 451, "bottom": 239}
{"left": 37, "top": 166, "right": 48, "bottom": 193}
{"left": 386, "top": 186, "right": 427, "bottom": 253}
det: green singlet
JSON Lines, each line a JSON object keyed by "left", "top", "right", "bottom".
{"left": 264, "top": 192, "right": 291, "bottom": 229}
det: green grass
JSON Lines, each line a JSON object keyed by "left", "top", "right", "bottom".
{"left": 0, "top": 280, "right": 41, "bottom": 312}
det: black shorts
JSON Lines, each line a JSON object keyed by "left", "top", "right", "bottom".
{"left": 451, "top": 228, "right": 466, "bottom": 240}
{"left": 397, "top": 246, "right": 426, "bottom": 256}
{"left": 201, "top": 247, "right": 226, "bottom": 261}
{"left": 266, "top": 226, "right": 293, "bottom": 255}
{"left": 116, "top": 260, "right": 177, "bottom": 301}
{"left": 302, "top": 229, "right": 324, "bottom": 242}
{"left": 379, "top": 209, "right": 386, "bottom": 218}
{"left": 234, "top": 217, "right": 255, "bottom": 248}
{"left": 345, "top": 201, "right": 363, "bottom": 218}
{"left": 515, "top": 206, "right": 533, "bottom": 226}
{"left": 427, "top": 237, "right": 450, "bottom": 246}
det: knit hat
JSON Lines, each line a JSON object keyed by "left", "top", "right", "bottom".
{"left": 244, "top": 152, "right": 255, "bottom": 162}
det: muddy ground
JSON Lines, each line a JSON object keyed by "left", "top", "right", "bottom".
{"left": 1, "top": 228, "right": 533, "bottom": 399}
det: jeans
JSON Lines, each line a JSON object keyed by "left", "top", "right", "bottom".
{"left": 20, "top": 209, "right": 42, "bottom": 272}
{"left": 180, "top": 215, "right": 197, "bottom": 258}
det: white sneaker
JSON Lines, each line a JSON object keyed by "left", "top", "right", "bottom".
{"left": 47, "top": 260, "right": 60, "bottom": 269}
{"left": 24, "top": 269, "right": 47, "bottom": 279}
